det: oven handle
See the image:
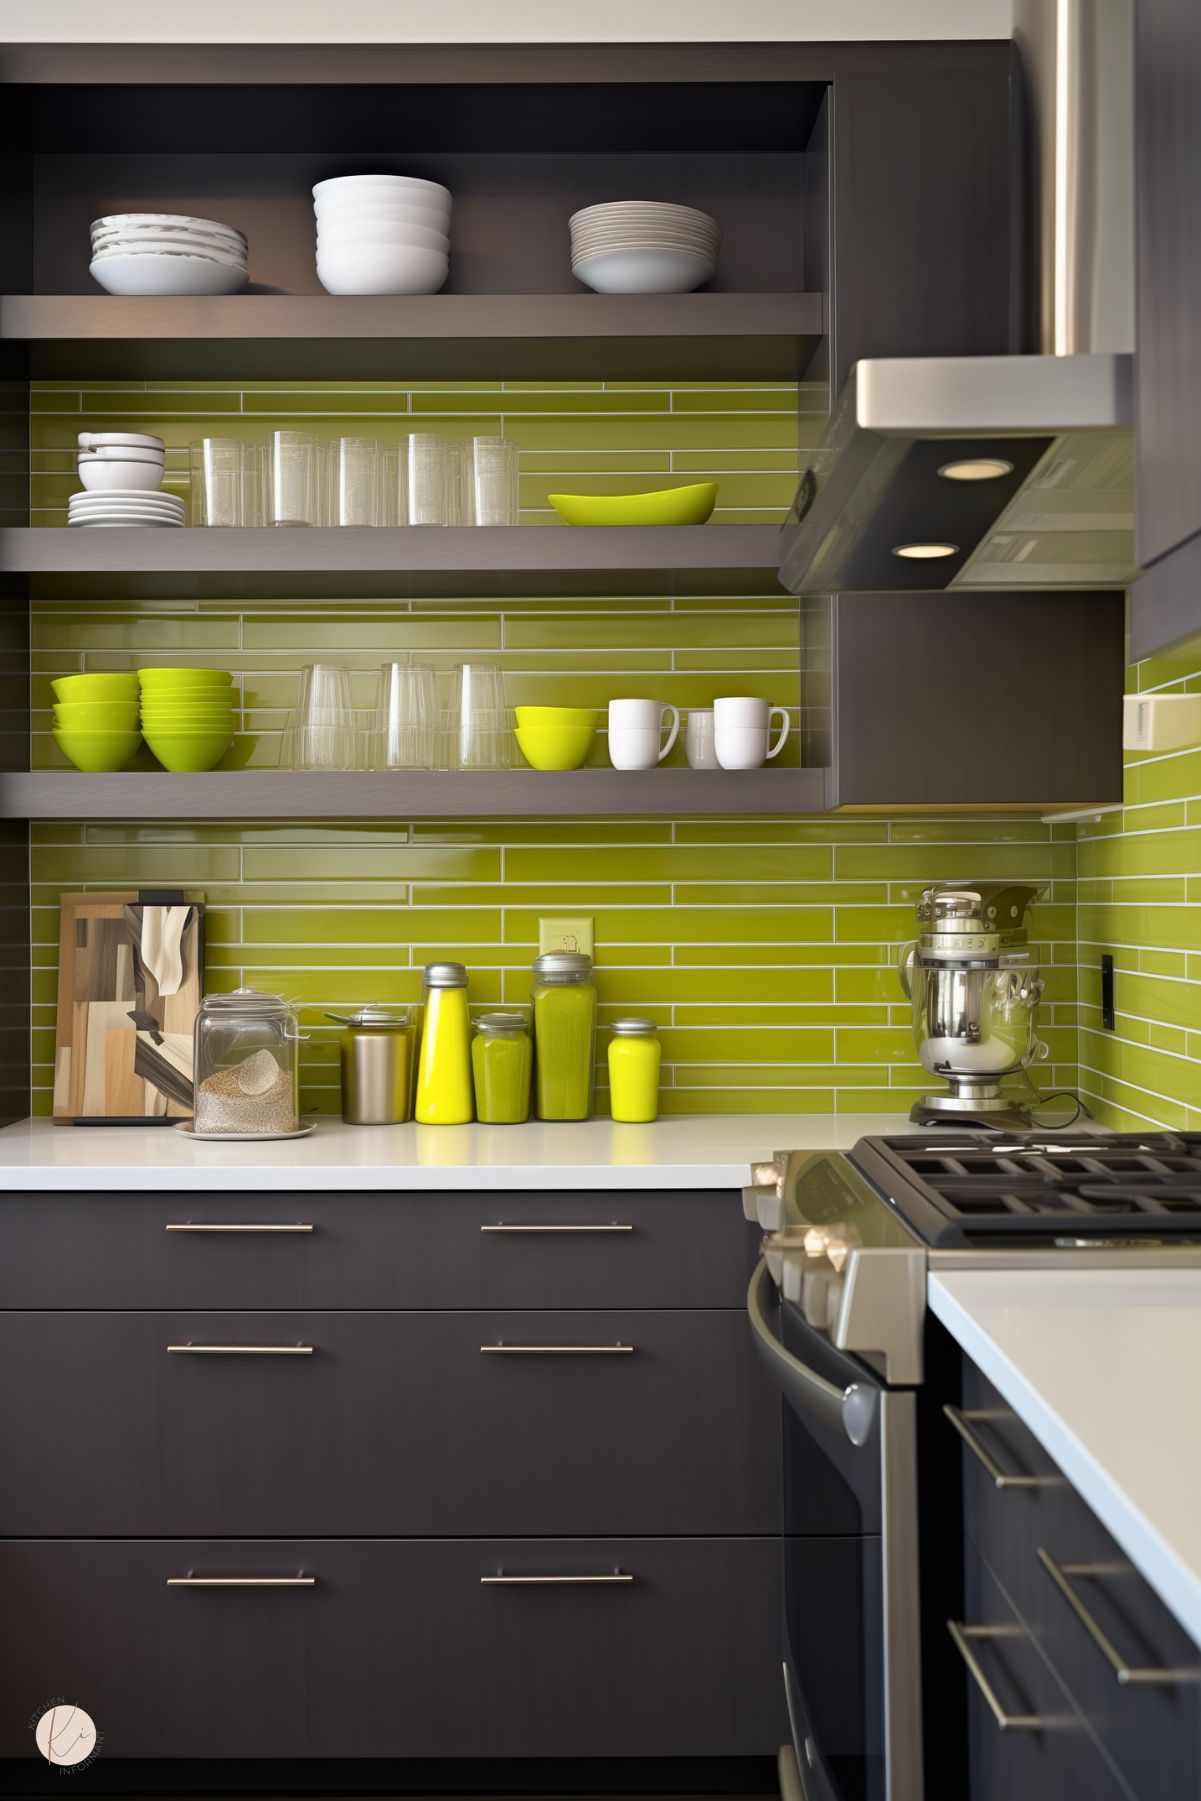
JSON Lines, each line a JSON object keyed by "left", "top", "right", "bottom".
{"left": 747, "top": 1259, "right": 877, "bottom": 1448}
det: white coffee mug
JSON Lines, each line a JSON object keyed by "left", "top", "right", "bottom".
{"left": 686, "top": 709, "right": 719, "bottom": 770}
{"left": 608, "top": 698, "right": 680, "bottom": 770}
{"left": 713, "top": 696, "right": 790, "bottom": 770}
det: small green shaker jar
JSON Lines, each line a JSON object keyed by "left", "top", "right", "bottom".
{"left": 471, "top": 1013, "right": 533, "bottom": 1124}
{"left": 531, "top": 951, "right": 597, "bottom": 1120}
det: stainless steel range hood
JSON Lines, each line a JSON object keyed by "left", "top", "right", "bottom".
{"left": 780, "top": 0, "right": 1136, "bottom": 597}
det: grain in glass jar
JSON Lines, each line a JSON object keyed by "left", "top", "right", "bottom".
{"left": 192, "top": 988, "right": 302, "bottom": 1135}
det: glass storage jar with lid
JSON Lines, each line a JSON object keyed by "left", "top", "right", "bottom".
{"left": 193, "top": 987, "right": 302, "bottom": 1136}
{"left": 607, "top": 1017, "right": 661, "bottom": 1122}
{"left": 531, "top": 951, "right": 597, "bottom": 1120}
{"left": 471, "top": 1012, "right": 533, "bottom": 1123}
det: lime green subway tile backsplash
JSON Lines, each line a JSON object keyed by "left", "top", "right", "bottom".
{"left": 28, "top": 816, "right": 1081, "bottom": 1117}
{"left": 1077, "top": 652, "right": 1201, "bottom": 1131}
{"left": 31, "top": 377, "right": 820, "bottom": 527}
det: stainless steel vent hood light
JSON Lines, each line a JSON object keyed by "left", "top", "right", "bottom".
{"left": 780, "top": 0, "right": 1136, "bottom": 597}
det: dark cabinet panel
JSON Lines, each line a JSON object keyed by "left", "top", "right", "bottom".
{"left": 0, "top": 1537, "right": 784, "bottom": 1759}
{"left": 1134, "top": 0, "right": 1201, "bottom": 571}
{"left": 0, "top": 1187, "right": 754, "bottom": 1312}
{"left": 828, "top": 590, "right": 1125, "bottom": 809}
{"left": 0, "top": 1309, "right": 780, "bottom": 1537}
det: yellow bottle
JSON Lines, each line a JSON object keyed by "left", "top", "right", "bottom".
{"left": 607, "top": 1017, "right": 660, "bottom": 1123}
{"left": 414, "top": 961, "right": 474, "bottom": 1124}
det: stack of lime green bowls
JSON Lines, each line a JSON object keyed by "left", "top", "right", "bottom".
{"left": 51, "top": 672, "right": 142, "bottom": 771}
{"left": 139, "top": 668, "right": 236, "bottom": 772}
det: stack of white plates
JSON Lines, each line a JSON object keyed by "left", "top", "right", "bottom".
{"left": 569, "top": 201, "right": 720, "bottom": 294}
{"left": 68, "top": 490, "right": 185, "bottom": 528}
{"left": 89, "top": 213, "right": 249, "bottom": 297}
{"left": 313, "top": 175, "right": 451, "bottom": 295}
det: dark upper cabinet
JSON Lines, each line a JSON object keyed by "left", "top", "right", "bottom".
{"left": 1131, "top": 0, "right": 1201, "bottom": 658}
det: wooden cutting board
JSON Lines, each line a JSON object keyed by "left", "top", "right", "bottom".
{"left": 53, "top": 890, "right": 205, "bottom": 1124}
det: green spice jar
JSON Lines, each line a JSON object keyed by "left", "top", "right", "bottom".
{"left": 531, "top": 951, "right": 597, "bottom": 1121}
{"left": 471, "top": 1013, "right": 533, "bottom": 1124}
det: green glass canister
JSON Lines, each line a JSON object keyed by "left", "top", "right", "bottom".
{"left": 471, "top": 1013, "right": 533, "bottom": 1124}
{"left": 531, "top": 951, "right": 597, "bottom": 1120}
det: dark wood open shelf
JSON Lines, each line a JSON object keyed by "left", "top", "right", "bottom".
{"left": 0, "top": 767, "right": 828, "bottom": 820}
{"left": 4, "top": 526, "right": 786, "bottom": 599}
{"left": 1, "top": 292, "right": 822, "bottom": 382}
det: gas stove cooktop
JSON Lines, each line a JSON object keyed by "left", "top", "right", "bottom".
{"left": 852, "top": 1131, "right": 1201, "bottom": 1248}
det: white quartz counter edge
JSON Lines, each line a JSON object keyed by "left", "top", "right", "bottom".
{"left": 930, "top": 1269, "right": 1201, "bottom": 1648}
{"left": 0, "top": 1113, "right": 920, "bottom": 1191}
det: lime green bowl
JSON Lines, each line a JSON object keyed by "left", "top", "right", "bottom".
{"left": 53, "top": 728, "right": 142, "bottom": 773}
{"left": 514, "top": 706, "right": 599, "bottom": 731}
{"left": 138, "top": 668, "right": 233, "bottom": 689}
{"left": 52, "top": 673, "right": 139, "bottom": 704}
{"left": 53, "top": 702, "right": 141, "bottom": 730}
{"left": 515, "top": 724, "right": 596, "bottom": 771}
{"left": 547, "top": 482, "right": 718, "bottom": 527}
{"left": 142, "top": 728, "right": 233, "bottom": 773}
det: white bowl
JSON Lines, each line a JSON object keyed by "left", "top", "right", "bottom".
{"left": 78, "top": 431, "right": 165, "bottom": 452}
{"left": 78, "top": 447, "right": 164, "bottom": 465}
{"left": 316, "top": 220, "right": 450, "bottom": 255}
{"left": 316, "top": 244, "right": 449, "bottom": 296}
{"left": 572, "top": 248, "right": 715, "bottom": 294}
{"left": 89, "top": 254, "right": 249, "bottom": 297}
{"left": 92, "top": 211, "right": 247, "bottom": 246}
{"left": 312, "top": 200, "right": 450, "bottom": 232}
{"left": 76, "top": 460, "right": 166, "bottom": 492}
{"left": 313, "top": 174, "right": 452, "bottom": 209}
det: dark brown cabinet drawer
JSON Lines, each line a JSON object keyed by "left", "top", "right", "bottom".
{"left": 0, "top": 1537, "right": 783, "bottom": 1759}
{"left": 0, "top": 1309, "right": 780, "bottom": 1537}
{"left": 958, "top": 1545, "right": 1133, "bottom": 1801}
{"left": 0, "top": 1187, "right": 753, "bottom": 1311}
{"left": 955, "top": 1363, "right": 1201, "bottom": 1801}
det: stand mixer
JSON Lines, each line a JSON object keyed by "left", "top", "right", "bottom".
{"left": 898, "top": 883, "right": 1050, "bottom": 1129}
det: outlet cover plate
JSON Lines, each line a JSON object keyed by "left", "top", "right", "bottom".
{"left": 539, "top": 915, "right": 594, "bottom": 958}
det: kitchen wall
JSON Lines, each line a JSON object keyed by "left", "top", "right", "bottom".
{"left": 1077, "top": 651, "right": 1201, "bottom": 1131}
{"left": 28, "top": 374, "right": 1079, "bottom": 1117}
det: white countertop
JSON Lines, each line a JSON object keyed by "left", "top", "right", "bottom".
{"left": 930, "top": 1269, "right": 1201, "bottom": 1647}
{"left": 0, "top": 1112, "right": 919, "bottom": 1191}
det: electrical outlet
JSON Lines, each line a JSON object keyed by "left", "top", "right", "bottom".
{"left": 1123, "top": 693, "right": 1201, "bottom": 752}
{"left": 538, "top": 915, "right": 594, "bottom": 958}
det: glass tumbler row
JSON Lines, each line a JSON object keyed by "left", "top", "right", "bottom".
{"left": 279, "top": 662, "right": 511, "bottom": 771}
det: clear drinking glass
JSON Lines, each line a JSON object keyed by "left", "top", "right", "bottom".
{"left": 446, "top": 662, "right": 509, "bottom": 770}
{"left": 324, "top": 436, "right": 382, "bottom": 526}
{"left": 378, "top": 443, "right": 401, "bottom": 527}
{"left": 472, "top": 435, "right": 520, "bottom": 526}
{"left": 293, "top": 662, "right": 355, "bottom": 770}
{"left": 243, "top": 442, "right": 266, "bottom": 527}
{"left": 404, "top": 433, "right": 451, "bottom": 526}
{"left": 266, "top": 430, "right": 318, "bottom": 527}
{"left": 190, "top": 438, "right": 245, "bottom": 527}
{"left": 365, "top": 661, "right": 438, "bottom": 769}
{"left": 446, "top": 439, "right": 473, "bottom": 526}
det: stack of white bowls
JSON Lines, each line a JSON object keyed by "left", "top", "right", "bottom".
{"left": 89, "top": 213, "right": 249, "bottom": 297}
{"left": 569, "top": 202, "right": 720, "bottom": 294}
{"left": 314, "top": 175, "right": 451, "bottom": 295}
{"left": 70, "top": 431, "right": 182, "bottom": 526}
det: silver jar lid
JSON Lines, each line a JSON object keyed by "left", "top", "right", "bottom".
{"left": 474, "top": 1012, "right": 529, "bottom": 1034}
{"left": 422, "top": 961, "right": 468, "bottom": 988}
{"left": 199, "top": 986, "right": 291, "bottom": 1015}
{"left": 326, "top": 1006, "right": 411, "bottom": 1028}
{"left": 610, "top": 1017, "right": 657, "bottom": 1036}
{"left": 532, "top": 951, "right": 593, "bottom": 979}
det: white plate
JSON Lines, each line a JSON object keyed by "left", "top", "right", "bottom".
{"left": 68, "top": 518, "right": 184, "bottom": 528}
{"left": 174, "top": 1122, "right": 317, "bottom": 1143}
{"left": 569, "top": 202, "right": 718, "bottom": 229}
{"left": 92, "top": 212, "right": 247, "bottom": 244}
{"left": 70, "top": 493, "right": 183, "bottom": 509}
{"left": 92, "top": 242, "right": 247, "bottom": 274}
{"left": 90, "top": 254, "right": 249, "bottom": 297}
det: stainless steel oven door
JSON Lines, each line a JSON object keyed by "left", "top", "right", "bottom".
{"left": 749, "top": 1260, "right": 923, "bottom": 1801}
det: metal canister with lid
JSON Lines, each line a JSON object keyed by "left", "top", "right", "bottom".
{"left": 326, "top": 1006, "right": 414, "bottom": 1125}
{"left": 607, "top": 1017, "right": 661, "bottom": 1122}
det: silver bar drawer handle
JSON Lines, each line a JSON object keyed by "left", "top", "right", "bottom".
{"left": 168, "top": 1575, "right": 316, "bottom": 1588}
{"left": 481, "top": 1570, "right": 633, "bottom": 1585}
{"left": 946, "top": 1622, "right": 1047, "bottom": 1729}
{"left": 480, "top": 1343, "right": 633, "bottom": 1355}
{"left": 167, "top": 1343, "right": 314, "bottom": 1356}
{"left": 1037, "top": 1549, "right": 1201, "bottom": 1686}
{"left": 480, "top": 1222, "right": 632, "bottom": 1233}
{"left": 943, "top": 1405, "right": 1054, "bottom": 1490}
{"left": 166, "top": 1222, "right": 314, "bottom": 1233}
